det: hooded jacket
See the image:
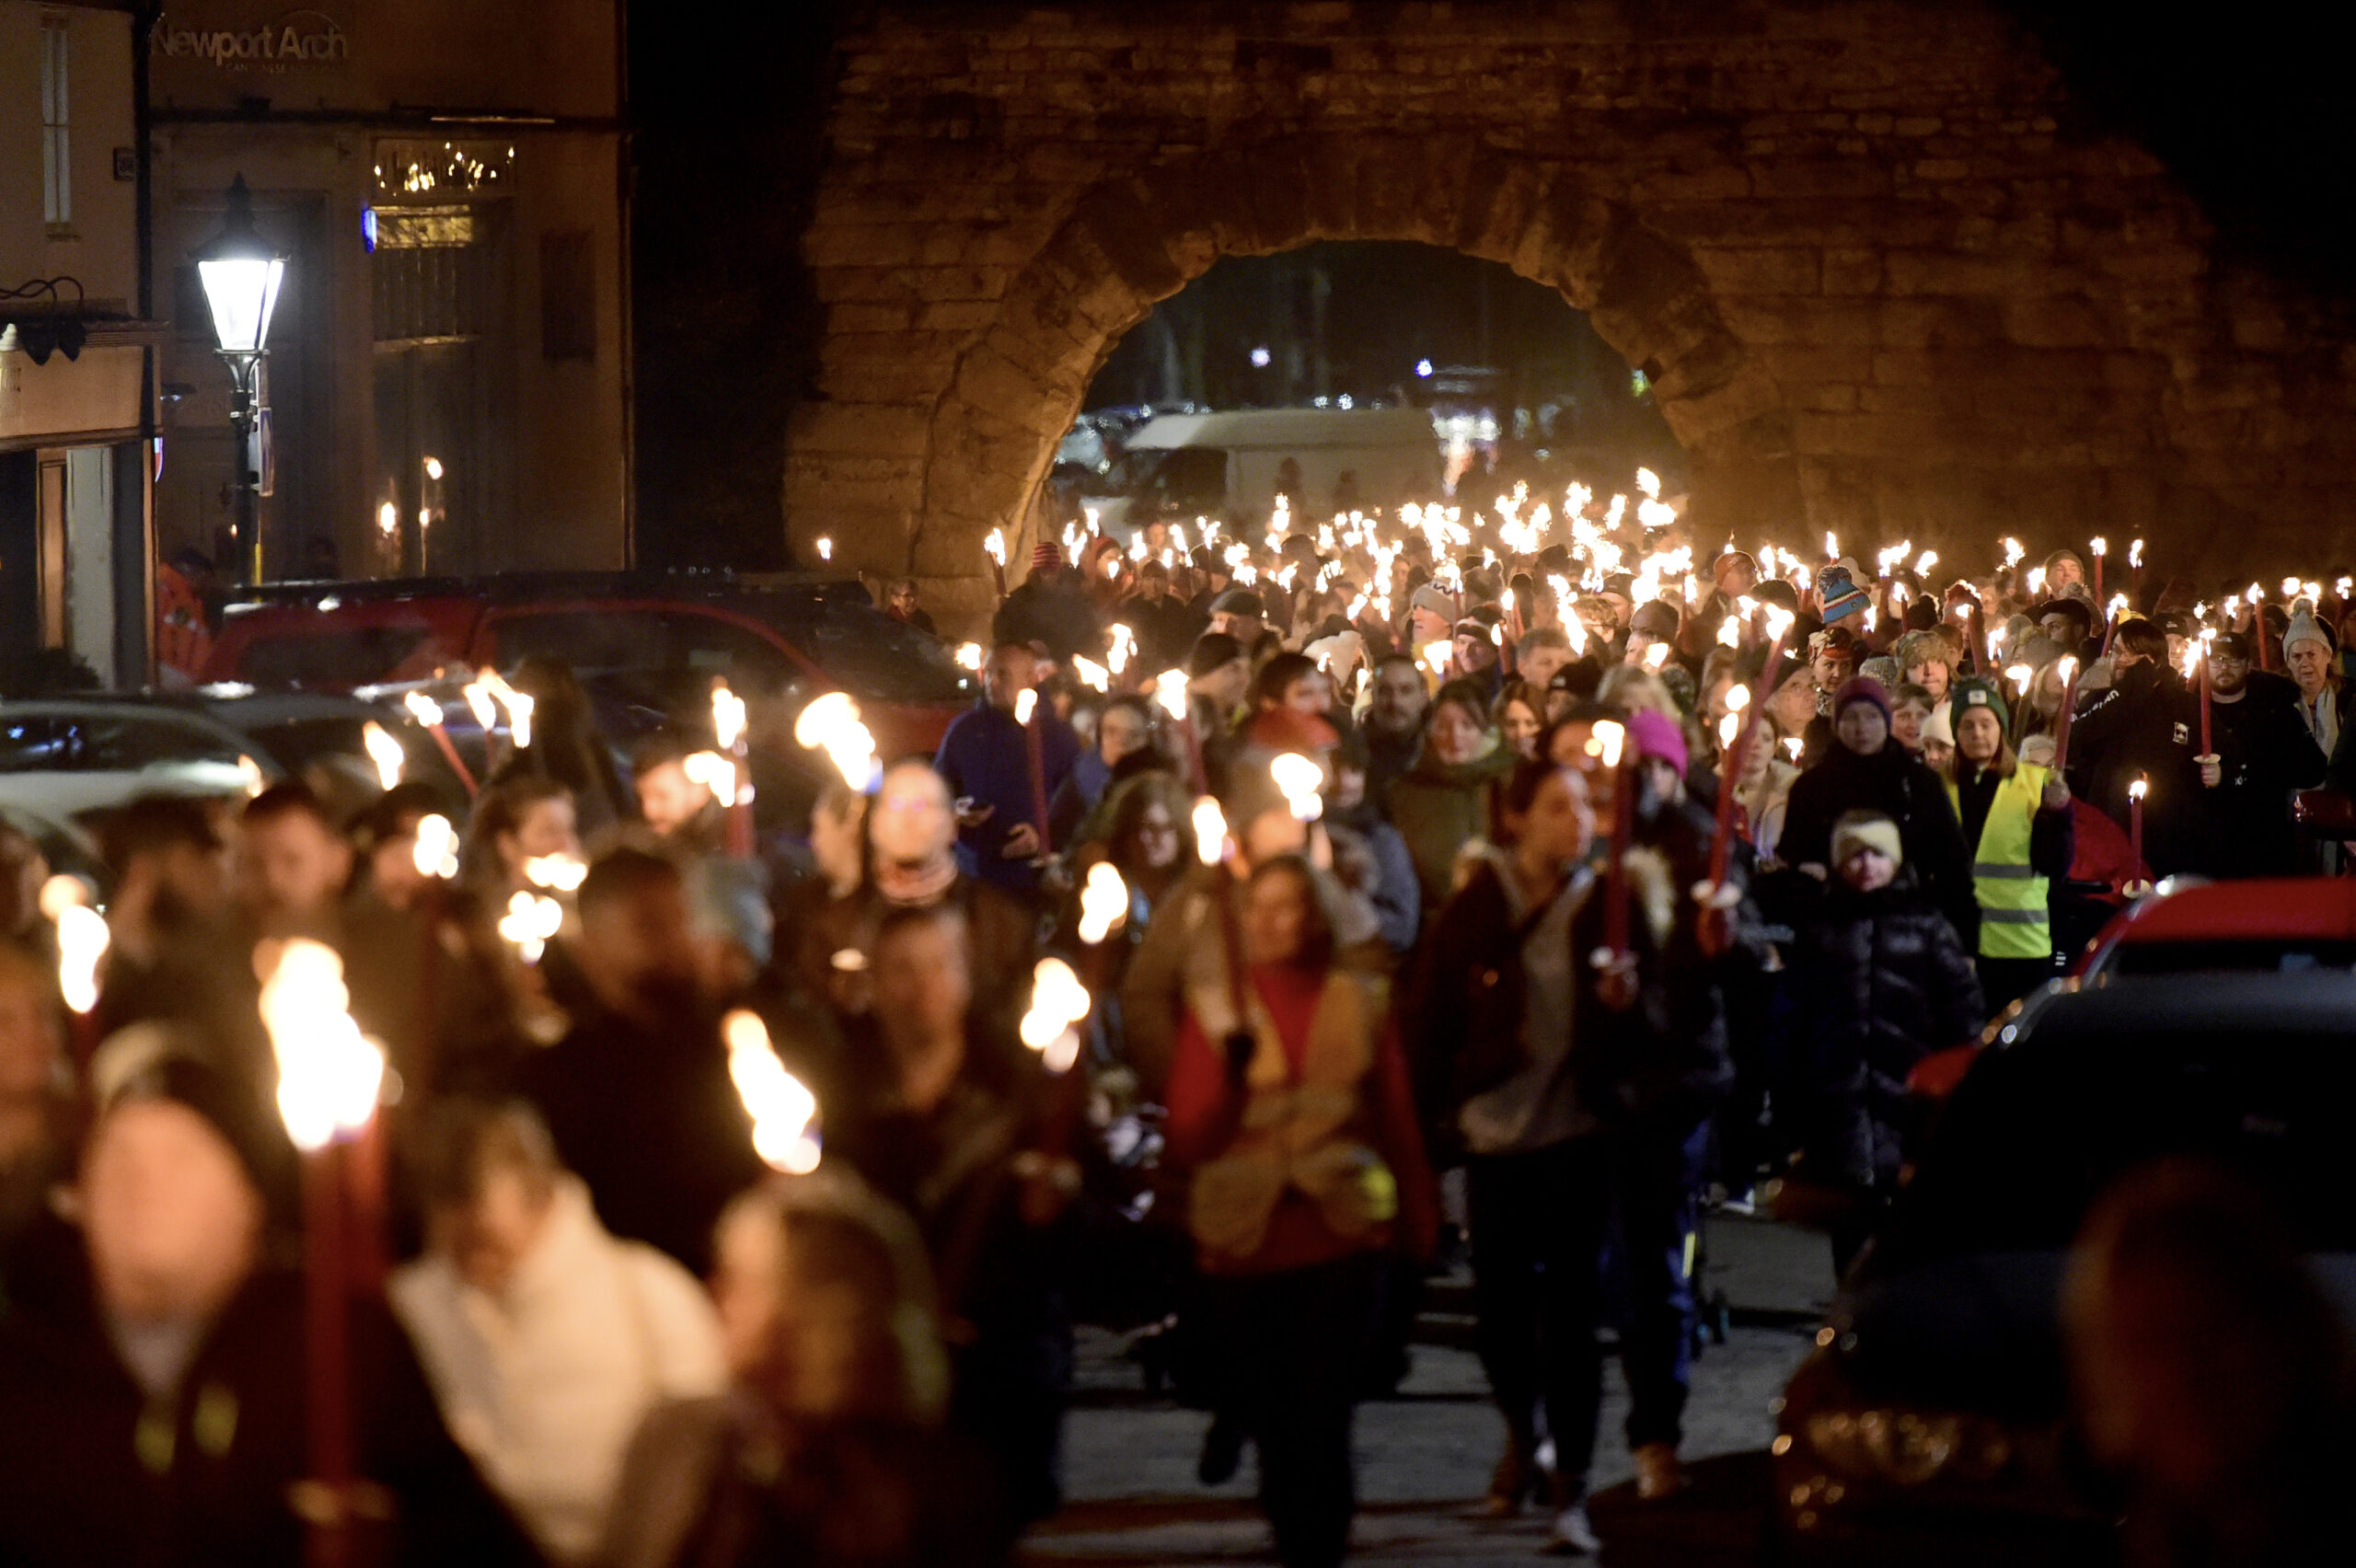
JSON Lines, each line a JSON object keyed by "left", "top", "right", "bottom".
{"left": 1785, "top": 873, "right": 1985, "bottom": 1190}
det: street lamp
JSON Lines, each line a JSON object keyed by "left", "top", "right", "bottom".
{"left": 193, "top": 175, "right": 284, "bottom": 585}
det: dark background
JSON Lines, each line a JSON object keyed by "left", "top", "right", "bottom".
{"left": 626, "top": 0, "right": 2356, "bottom": 569}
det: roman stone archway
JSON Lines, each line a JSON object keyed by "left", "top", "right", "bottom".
{"left": 788, "top": 3, "right": 2356, "bottom": 627}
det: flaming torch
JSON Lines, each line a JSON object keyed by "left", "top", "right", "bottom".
{"left": 400, "top": 691, "right": 476, "bottom": 797}
{"left": 1157, "top": 669, "right": 1206, "bottom": 792}
{"left": 2126, "top": 776, "right": 2150, "bottom": 896}
{"left": 1013, "top": 688, "right": 1051, "bottom": 850}
{"left": 724, "top": 1010, "right": 821, "bottom": 1173}
{"left": 259, "top": 938, "right": 388, "bottom": 1568}
{"left": 42, "top": 875, "right": 107, "bottom": 1078}
{"left": 1588, "top": 720, "right": 1632, "bottom": 972}
{"left": 1077, "top": 862, "right": 1129, "bottom": 946}
{"left": 360, "top": 721, "right": 404, "bottom": 792}
{"left": 792, "top": 692, "right": 878, "bottom": 793}
{"left": 985, "top": 528, "right": 1009, "bottom": 600}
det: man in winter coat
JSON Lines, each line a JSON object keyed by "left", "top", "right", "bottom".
{"left": 1779, "top": 679, "right": 1976, "bottom": 945}
{"left": 521, "top": 848, "right": 767, "bottom": 1274}
{"left": 2193, "top": 632, "right": 2328, "bottom": 879}
{"left": 0, "top": 1043, "right": 533, "bottom": 1568}
{"left": 823, "top": 902, "right": 1076, "bottom": 1528}
{"left": 1785, "top": 812, "right": 1983, "bottom": 1274}
{"left": 2063, "top": 621, "right": 2203, "bottom": 878}
{"left": 936, "top": 641, "right": 1083, "bottom": 897}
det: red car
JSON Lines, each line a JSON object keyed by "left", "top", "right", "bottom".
{"left": 2073, "top": 875, "right": 2356, "bottom": 983}
{"left": 201, "top": 572, "right": 976, "bottom": 760}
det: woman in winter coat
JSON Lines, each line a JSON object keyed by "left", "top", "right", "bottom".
{"left": 1779, "top": 678, "right": 1977, "bottom": 945}
{"left": 1942, "top": 678, "right": 2074, "bottom": 1013}
{"left": 1785, "top": 812, "right": 1984, "bottom": 1275}
{"left": 1410, "top": 758, "right": 1615, "bottom": 1551}
{"left": 1385, "top": 679, "right": 1517, "bottom": 920}
{"left": 1163, "top": 855, "right": 1437, "bottom": 1568}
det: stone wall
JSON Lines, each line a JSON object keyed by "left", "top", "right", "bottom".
{"left": 789, "top": 1, "right": 2356, "bottom": 626}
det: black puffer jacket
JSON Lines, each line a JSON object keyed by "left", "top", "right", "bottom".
{"left": 1784, "top": 874, "right": 1984, "bottom": 1191}
{"left": 1568, "top": 846, "right": 1735, "bottom": 1132}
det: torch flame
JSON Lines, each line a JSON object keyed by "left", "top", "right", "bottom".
{"left": 985, "top": 529, "right": 1007, "bottom": 567}
{"left": 792, "top": 692, "right": 877, "bottom": 791}
{"left": 259, "top": 939, "right": 385, "bottom": 1154}
{"left": 524, "top": 852, "right": 586, "bottom": 893}
{"left": 1725, "top": 683, "right": 1751, "bottom": 712}
{"left": 724, "top": 1009, "right": 821, "bottom": 1173}
{"left": 1019, "top": 958, "right": 1092, "bottom": 1075}
{"left": 1588, "top": 720, "right": 1625, "bottom": 768}
{"left": 1071, "top": 655, "right": 1110, "bottom": 692}
{"left": 1154, "top": 669, "right": 1189, "bottom": 721}
{"left": 1193, "top": 798, "right": 1228, "bottom": 867}
{"left": 954, "top": 642, "right": 984, "bottom": 672}
{"left": 1269, "top": 753, "right": 1325, "bottom": 822}
{"left": 46, "top": 876, "right": 107, "bottom": 1016}
{"left": 683, "top": 751, "right": 739, "bottom": 809}
{"left": 711, "top": 681, "right": 747, "bottom": 753}
{"left": 1420, "top": 640, "right": 1452, "bottom": 680}
{"left": 498, "top": 891, "right": 564, "bottom": 964}
{"left": 1013, "top": 689, "right": 1037, "bottom": 726}
{"left": 362, "top": 721, "right": 404, "bottom": 790}
{"left": 412, "top": 814, "right": 459, "bottom": 879}
{"left": 2129, "top": 775, "right": 2148, "bottom": 802}
{"left": 402, "top": 691, "right": 445, "bottom": 728}
{"left": 1077, "top": 862, "right": 1129, "bottom": 944}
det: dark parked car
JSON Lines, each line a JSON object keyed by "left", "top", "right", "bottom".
{"left": 200, "top": 571, "right": 976, "bottom": 759}
{"left": 1773, "top": 974, "right": 2356, "bottom": 1565}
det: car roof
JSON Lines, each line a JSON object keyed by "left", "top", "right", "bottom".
{"left": 2096, "top": 876, "right": 2356, "bottom": 947}
{"left": 219, "top": 569, "right": 866, "bottom": 617}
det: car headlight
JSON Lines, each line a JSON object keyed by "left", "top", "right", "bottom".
{"left": 1796, "top": 1408, "right": 2015, "bottom": 1487}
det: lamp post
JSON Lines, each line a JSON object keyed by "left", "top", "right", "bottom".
{"left": 193, "top": 176, "right": 284, "bottom": 586}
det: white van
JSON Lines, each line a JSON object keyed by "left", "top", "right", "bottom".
{"left": 1079, "top": 407, "right": 1441, "bottom": 534}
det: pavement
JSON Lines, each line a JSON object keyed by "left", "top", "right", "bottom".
{"left": 1025, "top": 1212, "right": 1836, "bottom": 1566}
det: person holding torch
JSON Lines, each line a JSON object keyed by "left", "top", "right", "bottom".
{"left": 0, "top": 1036, "right": 530, "bottom": 1566}
{"left": 1161, "top": 853, "right": 1436, "bottom": 1568}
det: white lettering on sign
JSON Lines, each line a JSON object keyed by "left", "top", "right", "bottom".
{"left": 152, "top": 10, "right": 349, "bottom": 69}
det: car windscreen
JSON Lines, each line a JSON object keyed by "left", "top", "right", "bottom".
{"left": 235, "top": 626, "right": 440, "bottom": 689}
{"left": 1879, "top": 1019, "right": 2356, "bottom": 1274}
{"left": 782, "top": 601, "right": 975, "bottom": 705}
{"left": 0, "top": 711, "right": 249, "bottom": 772}
{"left": 2108, "top": 938, "right": 2356, "bottom": 976}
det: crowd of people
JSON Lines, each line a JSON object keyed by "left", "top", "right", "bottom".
{"left": 0, "top": 485, "right": 2351, "bottom": 1566}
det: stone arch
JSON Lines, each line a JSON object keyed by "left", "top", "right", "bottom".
{"left": 849, "top": 134, "right": 1784, "bottom": 620}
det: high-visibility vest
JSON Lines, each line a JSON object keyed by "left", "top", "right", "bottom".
{"left": 1947, "top": 762, "right": 2052, "bottom": 961}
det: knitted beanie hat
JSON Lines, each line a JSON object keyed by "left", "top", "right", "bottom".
{"left": 1948, "top": 676, "right": 2010, "bottom": 744}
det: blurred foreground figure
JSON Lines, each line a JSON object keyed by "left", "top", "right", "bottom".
{"left": 2065, "top": 1160, "right": 2355, "bottom": 1568}
{"left": 1163, "top": 856, "right": 1436, "bottom": 1568}
{"left": 523, "top": 847, "right": 763, "bottom": 1274}
{"left": 393, "top": 1099, "right": 726, "bottom": 1565}
{"left": 0, "top": 1038, "right": 530, "bottom": 1567}
{"left": 826, "top": 903, "right": 1075, "bottom": 1525}
{"left": 599, "top": 1170, "right": 1007, "bottom": 1568}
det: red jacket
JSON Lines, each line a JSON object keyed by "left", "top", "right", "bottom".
{"left": 1165, "top": 963, "right": 1438, "bottom": 1275}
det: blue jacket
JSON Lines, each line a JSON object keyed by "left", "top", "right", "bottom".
{"left": 935, "top": 696, "right": 1080, "bottom": 894}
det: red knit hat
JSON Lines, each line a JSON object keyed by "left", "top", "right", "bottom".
{"left": 1031, "top": 541, "right": 1064, "bottom": 571}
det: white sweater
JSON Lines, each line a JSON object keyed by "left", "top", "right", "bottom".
{"left": 391, "top": 1178, "right": 727, "bottom": 1564}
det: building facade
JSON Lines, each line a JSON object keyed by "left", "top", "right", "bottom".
{"left": 1, "top": 0, "right": 154, "bottom": 688}
{"left": 148, "top": 0, "right": 629, "bottom": 595}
